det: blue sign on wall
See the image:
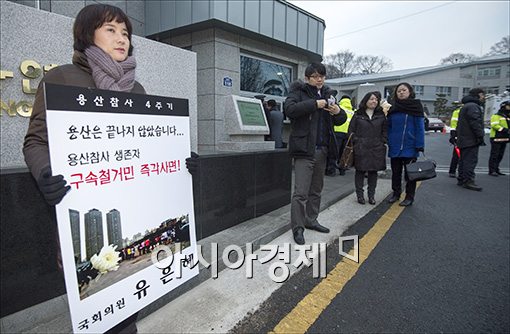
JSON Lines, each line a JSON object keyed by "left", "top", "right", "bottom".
{"left": 223, "top": 76, "right": 233, "bottom": 87}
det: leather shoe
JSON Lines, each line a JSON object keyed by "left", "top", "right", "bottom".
{"left": 497, "top": 171, "right": 506, "bottom": 176}
{"left": 449, "top": 173, "right": 456, "bottom": 178}
{"left": 357, "top": 196, "right": 365, "bottom": 204}
{"left": 368, "top": 197, "right": 376, "bottom": 205}
{"left": 293, "top": 228, "right": 305, "bottom": 245}
{"left": 388, "top": 194, "right": 400, "bottom": 203}
{"left": 489, "top": 172, "right": 499, "bottom": 176}
{"left": 399, "top": 199, "right": 413, "bottom": 206}
{"left": 463, "top": 182, "right": 482, "bottom": 191}
{"left": 305, "top": 223, "right": 330, "bottom": 233}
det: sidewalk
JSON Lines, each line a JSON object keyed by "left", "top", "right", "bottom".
{"left": 137, "top": 174, "right": 392, "bottom": 333}
{"left": 2, "top": 169, "right": 389, "bottom": 333}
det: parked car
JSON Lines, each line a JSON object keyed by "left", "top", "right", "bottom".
{"left": 425, "top": 117, "right": 445, "bottom": 132}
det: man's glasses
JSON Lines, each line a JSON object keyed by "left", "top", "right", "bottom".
{"left": 309, "top": 74, "right": 325, "bottom": 79}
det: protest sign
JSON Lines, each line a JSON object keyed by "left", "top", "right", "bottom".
{"left": 44, "top": 83, "right": 198, "bottom": 333}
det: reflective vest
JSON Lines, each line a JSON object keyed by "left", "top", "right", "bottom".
{"left": 450, "top": 108, "right": 460, "bottom": 130}
{"left": 334, "top": 98, "right": 354, "bottom": 133}
{"left": 490, "top": 113, "right": 509, "bottom": 138}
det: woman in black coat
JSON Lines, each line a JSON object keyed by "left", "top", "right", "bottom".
{"left": 348, "top": 92, "right": 388, "bottom": 204}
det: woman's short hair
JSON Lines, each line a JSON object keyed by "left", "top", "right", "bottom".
{"left": 73, "top": 4, "right": 134, "bottom": 55}
{"left": 392, "top": 82, "right": 416, "bottom": 101}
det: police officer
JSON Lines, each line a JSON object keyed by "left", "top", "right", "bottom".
{"left": 329, "top": 95, "right": 354, "bottom": 176}
{"left": 448, "top": 102, "right": 462, "bottom": 177}
{"left": 488, "top": 100, "right": 510, "bottom": 176}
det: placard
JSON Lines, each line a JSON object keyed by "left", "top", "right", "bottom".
{"left": 44, "top": 83, "right": 198, "bottom": 333}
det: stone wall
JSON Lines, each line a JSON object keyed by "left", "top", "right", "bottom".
{"left": 0, "top": 1, "right": 197, "bottom": 170}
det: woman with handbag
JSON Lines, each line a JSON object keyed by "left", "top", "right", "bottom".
{"left": 348, "top": 92, "right": 387, "bottom": 205}
{"left": 387, "top": 83, "right": 425, "bottom": 207}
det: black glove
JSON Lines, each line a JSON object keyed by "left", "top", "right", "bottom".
{"left": 185, "top": 151, "right": 199, "bottom": 175}
{"left": 449, "top": 130, "right": 457, "bottom": 145}
{"left": 416, "top": 147, "right": 424, "bottom": 153}
{"left": 477, "top": 137, "right": 486, "bottom": 146}
{"left": 37, "top": 166, "right": 70, "bottom": 206}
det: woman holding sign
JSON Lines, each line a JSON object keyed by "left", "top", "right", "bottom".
{"left": 23, "top": 3, "right": 146, "bottom": 206}
{"left": 23, "top": 4, "right": 146, "bottom": 334}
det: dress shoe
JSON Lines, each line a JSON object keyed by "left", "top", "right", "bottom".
{"left": 462, "top": 181, "right": 482, "bottom": 191}
{"left": 368, "top": 197, "right": 376, "bottom": 205}
{"left": 357, "top": 196, "right": 366, "bottom": 205}
{"left": 388, "top": 194, "right": 400, "bottom": 203}
{"left": 497, "top": 171, "right": 506, "bottom": 176}
{"left": 325, "top": 169, "right": 336, "bottom": 176}
{"left": 449, "top": 173, "right": 456, "bottom": 178}
{"left": 305, "top": 223, "right": 330, "bottom": 233}
{"left": 399, "top": 199, "right": 413, "bottom": 207}
{"left": 489, "top": 172, "right": 499, "bottom": 176}
{"left": 339, "top": 169, "right": 346, "bottom": 176}
{"left": 293, "top": 228, "right": 305, "bottom": 245}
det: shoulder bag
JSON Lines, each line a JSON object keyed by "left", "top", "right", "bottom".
{"left": 406, "top": 152, "right": 436, "bottom": 181}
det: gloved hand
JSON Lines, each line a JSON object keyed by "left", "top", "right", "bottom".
{"left": 37, "top": 166, "right": 70, "bottom": 206}
{"left": 477, "top": 137, "right": 486, "bottom": 146}
{"left": 449, "top": 130, "right": 457, "bottom": 145}
{"left": 416, "top": 147, "right": 424, "bottom": 153}
{"left": 185, "top": 151, "right": 199, "bottom": 175}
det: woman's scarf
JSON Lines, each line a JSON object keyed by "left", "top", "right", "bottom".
{"left": 390, "top": 98, "right": 424, "bottom": 117}
{"left": 83, "top": 45, "right": 136, "bottom": 92}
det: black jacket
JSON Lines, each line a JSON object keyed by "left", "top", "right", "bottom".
{"left": 284, "top": 80, "right": 346, "bottom": 158}
{"left": 348, "top": 107, "right": 387, "bottom": 171}
{"left": 457, "top": 95, "right": 485, "bottom": 149}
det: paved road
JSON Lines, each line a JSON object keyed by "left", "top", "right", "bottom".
{"left": 233, "top": 161, "right": 510, "bottom": 333}
{"left": 423, "top": 131, "right": 509, "bottom": 172}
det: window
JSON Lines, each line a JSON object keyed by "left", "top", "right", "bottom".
{"left": 240, "top": 55, "right": 292, "bottom": 97}
{"left": 462, "top": 87, "right": 470, "bottom": 96}
{"left": 477, "top": 66, "right": 501, "bottom": 77}
{"left": 485, "top": 87, "right": 499, "bottom": 95}
{"left": 413, "top": 85, "right": 424, "bottom": 96}
{"left": 436, "top": 86, "right": 452, "bottom": 96}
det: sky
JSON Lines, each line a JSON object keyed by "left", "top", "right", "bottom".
{"left": 288, "top": 1, "right": 509, "bottom": 71}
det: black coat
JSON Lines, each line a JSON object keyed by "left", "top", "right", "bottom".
{"left": 348, "top": 108, "right": 387, "bottom": 171}
{"left": 457, "top": 95, "right": 485, "bottom": 149}
{"left": 284, "top": 80, "right": 346, "bottom": 158}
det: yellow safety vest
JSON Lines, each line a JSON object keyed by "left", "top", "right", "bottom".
{"left": 490, "top": 113, "right": 509, "bottom": 138}
{"left": 334, "top": 98, "right": 354, "bottom": 133}
{"left": 450, "top": 108, "right": 460, "bottom": 130}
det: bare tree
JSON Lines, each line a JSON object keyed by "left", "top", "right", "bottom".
{"left": 485, "top": 36, "right": 510, "bottom": 56}
{"left": 355, "top": 55, "right": 393, "bottom": 74}
{"left": 440, "top": 53, "right": 477, "bottom": 65}
{"left": 323, "top": 50, "right": 357, "bottom": 78}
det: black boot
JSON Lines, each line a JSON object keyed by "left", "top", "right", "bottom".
{"left": 463, "top": 181, "right": 482, "bottom": 191}
{"left": 388, "top": 193, "right": 400, "bottom": 203}
{"left": 399, "top": 198, "right": 413, "bottom": 207}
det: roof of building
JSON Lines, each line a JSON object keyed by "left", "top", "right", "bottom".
{"left": 326, "top": 53, "right": 510, "bottom": 86}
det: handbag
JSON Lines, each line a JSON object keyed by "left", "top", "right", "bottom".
{"left": 338, "top": 133, "right": 354, "bottom": 169}
{"left": 406, "top": 152, "right": 437, "bottom": 181}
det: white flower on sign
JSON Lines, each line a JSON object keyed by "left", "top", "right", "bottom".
{"left": 90, "top": 245, "right": 120, "bottom": 274}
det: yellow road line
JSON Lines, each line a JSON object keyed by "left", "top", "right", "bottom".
{"left": 270, "top": 188, "right": 419, "bottom": 334}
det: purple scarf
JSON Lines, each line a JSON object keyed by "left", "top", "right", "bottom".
{"left": 84, "top": 45, "right": 136, "bottom": 92}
